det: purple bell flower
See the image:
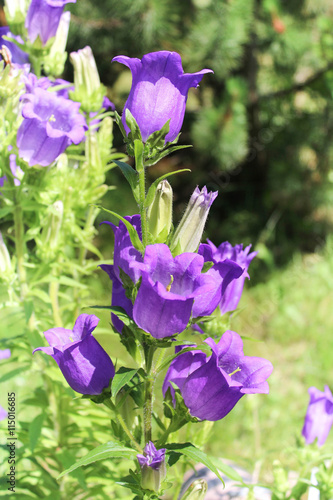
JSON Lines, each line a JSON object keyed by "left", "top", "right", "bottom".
{"left": 302, "top": 386, "right": 333, "bottom": 447}
{"left": 24, "top": 73, "right": 74, "bottom": 98}
{"left": 0, "top": 27, "right": 29, "bottom": 65}
{"left": 199, "top": 241, "right": 257, "bottom": 314}
{"left": 17, "top": 87, "right": 87, "bottom": 166}
{"left": 33, "top": 314, "right": 115, "bottom": 395}
{"left": 112, "top": 51, "right": 213, "bottom": 143}
{"left": 25, "top": 0, "right": 76, "bottom": 46}
{"left": 163, "top": 330, "right": 273, "bottom": 421}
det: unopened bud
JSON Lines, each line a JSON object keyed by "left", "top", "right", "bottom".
{"left": 171, "top": 186, "right": 217, "bottom": 254}
{"left": 69, "top": 46, "right": 105, "bottom": 112}
{"left": 181, "top": 479, "right": 208, "bottom": 499}
{"left": 137, "top": 442, "right": 166, "bottom": 492}
{"left": 44, "top": 12, "right": 71, "bottom": 76}
{"left": 0, "top": 232, "right": 12, "bottom": 274}
{"left": 40, "top": 201, "right": 64, "bottom": 257}
{"left": 4, "top": 0, "right": 26, "bottom": 33}
{"left": 148, "top": 180, "right": 173, "bottom": 241}
{"left": 86, "top": 132, "right": 102, "bottom": 173}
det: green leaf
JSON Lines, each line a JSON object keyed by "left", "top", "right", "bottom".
{"left": 145, "top": 119, "right": 170, "bottom": 150}
{"left": 113, "top": 160, "right": 140, "bottom": 202}
{"left": 144, "top": 169, "right": 191, "bottom": 209}
{"left": 94, "top": 206, "right": 144, "bottom": 254}
{"left": 165, "top": 443, "right": 225, "bottom": 486}
{"left": 111, "top": 367, "right": 138, "bottom": 398}
{"left": 89, "top": 305, "right": 135, "bottom": 329}
{"left": 210, "top": 457, "right": 245, "bottom": 484}
{"left": 59, "top": 276, "right": 87, "bottom": 289}
{"left": 29, "top": 412, "right": 45, "bottom": 452}
{"left": 0, "top": 365, "right": 30, "bottom": 383}
{"left": 57, "top": 441, "right": 138, "bottom": 478}
{"left": 145, "top": 145, "right": 193, "bottom": 167}
{"left": 125, "top": 109, "right": 142, "bottom": 142}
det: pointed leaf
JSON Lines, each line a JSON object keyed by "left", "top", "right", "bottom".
{"left": 57, "top": 441, "right": 138, "bottom": 478}
{"left": 165, "top": 443, "right": 224, "bottom": 485}
{"left": 145, "top": 145, "right": 193, "bottom": 167}
{"left": 111, "top": 367, "right": 138, "bottom": 397}
{"left": 113, "top": 160, "right": 140, "bottom": 203}
{"left": 29, "top": 412, "right": 45, "bottom": 452}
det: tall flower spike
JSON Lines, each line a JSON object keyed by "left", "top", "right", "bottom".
{"left": 112, "top": 51, "right": 213, "bottom": 143}
{"left": 302, "top": 386, "right": 333, "bottom": 447}
{"left": 33, "top": 314, "right": 115, "bottom": 395}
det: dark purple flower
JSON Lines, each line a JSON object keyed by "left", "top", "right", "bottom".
{"left": 25, "top": 0, "right": 76, "bottom": 46}
{"left": 0, "top": 27, "right": 29, "bottom": 65}
{"left": 199, "top": 241, "right": 257, "bottom": 314}
{"left": 163, "top": 330, "right": 273, "bottom": 421}
{"left": 112, "top": 51, "right": 213, "bottom": 143}
{"left": 101, "top": 218, "right": 243, "bottom": 338}
{"left": 137, "top": 441, "right": 166, "bottom": 470}
{"left": 17, "top": 87, "right": 87, "bottom": 166}
{"left": 137, "top": 442, "right": 166, "bottom": 492}
{"left": 0, "top": 349, "right": 11, "bottom": 360}
{"left": 302, "top": 386, "right": 333, "bottom": 447}
{"left": 33, "top": 314, "right": 115, "bottom": 395}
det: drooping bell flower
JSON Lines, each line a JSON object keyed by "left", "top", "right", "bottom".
{"left": 25, "top": 0, "right": 76, "bottom": 46}
{"left": 199, "top": 241, "right": 257, "bottom": 314}
{"left": 302, "top": 386, "right": 333, "bottom": 447}
{"left": 17, "top": 87, "right": 87, "bottom": 166}
{"left": 33, "top": 314, "right": 115, "bottom": 395}
{"left": 137, "top": 441, "right": 166, "bottom": 492}
{"left": 112, "top": 51, "right": 213, "bottom": 143}
{"left": 163, "top": 330, "right": 273, "bottom": 421}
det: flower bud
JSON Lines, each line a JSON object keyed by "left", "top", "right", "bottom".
{"left": 43, "top": 12, "right": 70, "bottom": 77}
{"left": 39, "top": 201, "right": 64, "bottom": 259}
{"left": 0, "top": 232, "right": 12, "bottom": 274}
{"left": 181, "top": 479, "right": 208, "bottom": 500}
{"left": 137, "top": 442, "right": 166, "bottom": 492}
{"left": 69, "top": 46, "right": 106, "bottom": 112}
{"left": 4, "top": 0, "right": 26, "bottom": 33}
{"left": 148, "top": 180, "right": 173, "bottom": 241}
{"left": 171, "top": 186, "right": 218, "bottom": 253}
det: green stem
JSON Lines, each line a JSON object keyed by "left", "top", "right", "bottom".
{"left": 143, "top": 375, "right": 154, "bottom": 443}
{"left": 103, "top": 399, "right": 143, "bottom": 453}
{"left": 134, "top": 140, "right": 148, "bottom": 247}
{"left": 156, "top": 417, "right": 187, "bottom": 448}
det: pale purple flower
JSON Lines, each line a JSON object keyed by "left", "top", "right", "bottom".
{"left": 112, "top": 51, "right": 213, "bottom": 143}
{"left": 0, "top": 405, "right": 7, "bottom": 421}
{"left": 0, "top": 349, "right": 11, "bottom": 360}
{"left": 163, "top": 330, "right": 273, "bottom": 421}
{"left": 24, "top": 74, "right": 74, "bottom": 98}
{"left": 302, "top": 386, "right": 333, "bottom": 447}
{"left": 137, "top": 442, "right": 166, "bottom": 492}
{"left": 25, "top": 0, "right": 76, "bottom": 46}
{"left": 17, "top": 87, "right": 87, "bottom": 166}
{"left": 0, "top": 27, "right": 29, "bottom": 65}
{"left": 33, "top": 314, "right": 115, "bottom": 395}
{"left": 199, "top": 241, "right": 257, "bottom": 314}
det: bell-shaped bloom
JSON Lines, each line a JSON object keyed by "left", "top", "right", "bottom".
{"left": 163, "top": 331, "right": 273, "bottom": 421}
{"left": 112, "top": 51, "right": 213, "bottom": 143}
{"left": 17, "top": 87, "right": 87, "bottom": 166}
{"left": 101, "top": 218, "right": 243, "bottom": 338}
{"left": 0, "top": 27, "right": 29, "bottom": 65}
{"left": 25, "top": 0, "right": 76, "bottom": 46}
{"left": 33, "top": 314, "right": 115, "bottom": 395}
{"left": 199, "top": 241, "right": 257, "bottom": 314}
{"left": 171, "top": 186, "right": 218, "bottom": 254}
{"left": 137, "top": 441, "right": 166, "bottom": 492}
{"left": 302, "top": 386, "right": 333, "bottom": 447}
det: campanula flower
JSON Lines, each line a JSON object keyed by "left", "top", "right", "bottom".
{"left": 112, "top": 51, "right": 213, "bottom": 143}
{"left": 17, "top": 87, "right": 87, "bottom": 166}
{"left": 33, "top": 314, "right": 115, "bottom": 395}
{"left": 0, "top": 152, "right": 23, "bottom": 189}
{"left": 199, "top": 241, "right": 257, "bottom": 314}
{"left": 137, "top": 441, "right": 166, "bottom": 492}
{"left": 0, "top": 27, "right": 29, "bottom": 65}
{"left": 163, "top": 331, "right": 273, "bottom": 421}
{"left": 302, "top": 386, "right": 333, "bottom": 447}
{"left": 25, "top": 0, "right": 76, "bottom": 46}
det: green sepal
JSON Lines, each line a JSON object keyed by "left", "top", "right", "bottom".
{"left": 145, "top": 144, "right": 193, "bottom": 167}
{"left": 114, "top": 111, "right": 127, "bottom": 138}
{"left": 113, "top": 160, "right": 140, "bottom": 203}
{"left": 111, "top": 367, "right": 138, "bottom": 398}
{"left": 202, "top": 261, "right": 214, "bottom": 273}
{"left": 94, "top": 205, "right": 144, "bottom": 254}
{"left": 145, "top": 119, "right": 171, "bottom": 151}
{"left": 144, "top": 169, "right": 191, "bottom": 209}
{"left": 125, "top": 109, "right": 143, "bottom": 143}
